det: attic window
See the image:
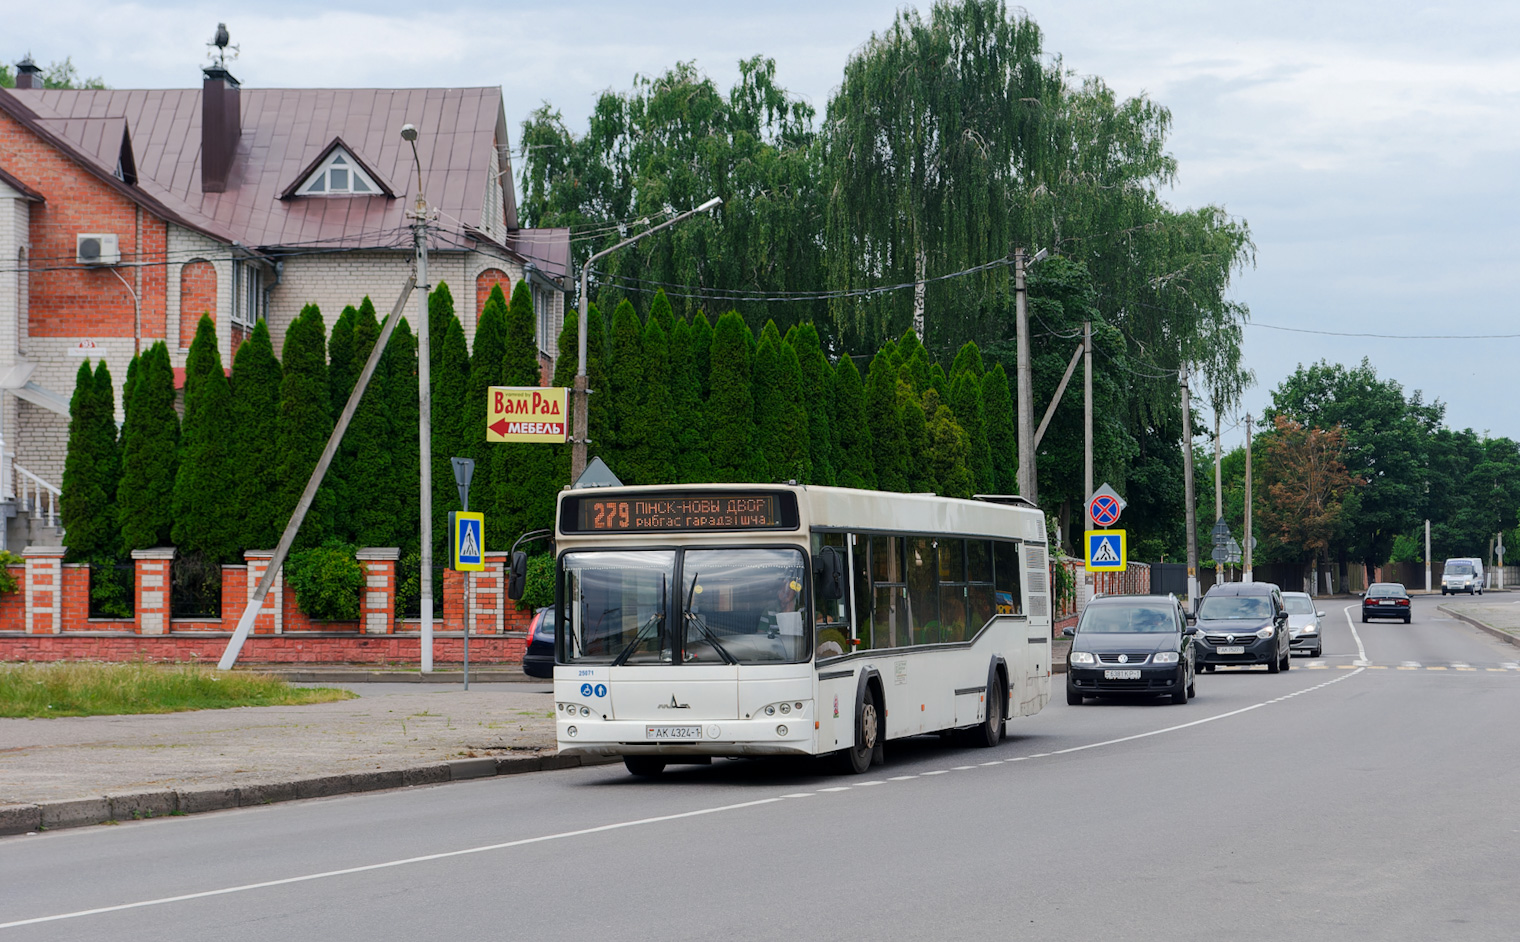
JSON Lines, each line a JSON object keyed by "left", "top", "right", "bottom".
{"left": 296, "top": 149, "right": 379, "bottom": 196}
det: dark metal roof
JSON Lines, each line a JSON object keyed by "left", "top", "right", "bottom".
{"left": 1, "top": 84, "right": 563, "bottom": 271}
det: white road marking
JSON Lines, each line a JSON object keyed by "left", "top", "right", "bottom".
{"left": 816, "top": 786, "right": 852, "bottom": 792}
{"left": 921, "top": 770, "right": 949, "bottom": 776}
{"left": 856, "top": 780, "right": 887, "bottom": 787}
{"left": 1342, "top": 604, "right": 1368, "bottom": 663}
{"left": 978, "top": 761, "right": 1003, "bottom": 766}
{"left": 1, "top": 668, "right": 1368, "bottom": 933}
{"left": 951, "top": 766, "right": 976, "bottom": 770}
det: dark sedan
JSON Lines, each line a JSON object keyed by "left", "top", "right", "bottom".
{"left": 1063, "top": 595, "right": 1195, "bottom": 705}
{"left": 522, "top": 606, "right": 555, "bottom": 678}
{"left": 1362, "top": 583, "right": 1411, "bottom": 623}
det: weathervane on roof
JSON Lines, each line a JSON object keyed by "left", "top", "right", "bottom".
{"left": 207, "top": 23, "right": 239, "bottom": 69}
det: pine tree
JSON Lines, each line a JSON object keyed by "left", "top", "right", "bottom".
{"left": 831, "top": 355, "right": 876, "bottom": 489}
{"left": 669, "top": 316, "right": 711, "bottom": 483}
{"left": 468, "top": 284, "right": 510, "bottom": 510}
{"left": 117, "top": 343, "right": 179, "bottom": 551}
{"left": 899, "top": 374, "right": 934, "bottom": 493}
{"left": 172, "top": 314, "right": 238, "bottom": 561}
{"left": 755, "top": 321, "right": 809, "bottom": 483}
{"left": 229, "top": 322, "right": 282, "bottom": 552}
{"left": 866, "top": 350, "right": 909, "bottom": 492}
{"left": 982, "top": 364, "right": 1018, "bottom": 494}
{"left": 61, "top": 361, "right": 117, "bottom": 561}
{"left": 624, "top": 316, "right": 676, "bottom": 485}
{"left": 275, "top": 304, "right": 333, "bottom": 549}
{"left": 707, "top": 311, "right": 759, "bottom": 482}
{"left": 785, "top": 323, "right": 834, "bottom": 485}
{"left": 648, "top": 287, "right": 675, "bottom": 335}
{"left": 950, "top": 369, "right": 994, "bottom": 493}
{"left": 433, "top": 309, "right": 471, "bottom": 559}
{"left": 607, "top": 298, "right": 643, "bottom": 476}
{"left": 384, "top": 317, "right": 420, "bottom": 553}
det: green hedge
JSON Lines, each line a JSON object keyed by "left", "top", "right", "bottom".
{"left": 286, "top": 541, "right": 364, "bottom": 621}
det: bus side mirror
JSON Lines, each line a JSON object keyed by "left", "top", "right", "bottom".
{"left": 814, "top": 546, "right": 844, "bottom": 600}
{"left": 506, "top": 551, "right": 528, "bottom": 601}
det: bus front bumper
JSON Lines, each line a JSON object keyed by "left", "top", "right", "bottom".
{"left": 557, "top": 718, "right": 818, "bottom": 758}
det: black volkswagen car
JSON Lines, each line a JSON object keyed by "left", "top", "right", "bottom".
{"left": 1192, "top": 582, "right": 1292, "bottom": 673}
{"left": 1063, "top": 595, "right": 1195, "bottom": 705}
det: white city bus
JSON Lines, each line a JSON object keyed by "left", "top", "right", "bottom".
{"left": 538, "top": 484, "right": 1052, "bottom": 776}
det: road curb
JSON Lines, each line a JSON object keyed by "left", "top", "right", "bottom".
{"left": 1439, "top": 604, "right": 1520, "bottom": 649}
{"left": 0, "top": 753, "right": 619, "bottom": 837}
{"left": 263, "top": 669, "right": 539, "bottom": 684}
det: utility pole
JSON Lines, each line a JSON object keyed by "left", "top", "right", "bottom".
{"left": 1014, "top": 248, "right": 1047, "bottom": 504}
{"left": 572, "top": 198, "right": 721, "bottom": 482}
{"left": 1180, "top": 365, "right": 1198, "bottom": 612}
{"left": 1083, "top": 319, "right": 1093, "bottom": 509}
{"left": 1214, "top": 408, "right": 1224, "bottom": 587}
{"left": 1243, "top": 413, "right": 1254, "bottom": 584}
{"left": 1424, "top": 519, "right": 1431, "bottom": 593}
{"left": 402, "top": 123, "right": 434, "bottom": 673}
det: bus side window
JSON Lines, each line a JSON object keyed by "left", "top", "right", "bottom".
{"left": 908, "top": 537, "right": 939, "bottom": 645}
{"left": 967, "top": 539, "right": 996, "bottom": 632}
{"left": 871, "top": 536, "right": 908, "bottom": 649}
{"left": 852, "top": 533, "right": 873, "bottom": 650}
{"left": 812, "top": 532, "right": 850, "bottom": 659}
{"left": 994, "top": 541, "right": 1022, "bottom": 616}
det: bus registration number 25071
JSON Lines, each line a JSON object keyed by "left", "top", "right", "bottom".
{"left": 646, "top": 725, "right": 703, "bottom": 740}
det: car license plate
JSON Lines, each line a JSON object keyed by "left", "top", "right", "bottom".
{"left": 1217, "top": 645, "right": 1245, "bottom": 654}
{"left": 645, "top": 725, "right": 703, "bottom": 741}
{"left": 1379, "top": 600, "right": 1394, "bottom": 605}
{"left": 1103, "top": 669, "right": 1141, "bottom": 680}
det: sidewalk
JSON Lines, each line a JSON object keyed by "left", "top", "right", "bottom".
{"left": 1438, "top": 598, "right": 1520, "bottom": 648}
{"left": 0, "top": 681, "right": 571, "bottom": 836}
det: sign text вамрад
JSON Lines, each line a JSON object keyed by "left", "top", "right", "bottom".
{"left": 487, "top": 386, "right": 568, "bottom": 443}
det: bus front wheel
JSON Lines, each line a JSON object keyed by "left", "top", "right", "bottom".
{"left": 624, "top": 756, "right": 666, "bottom": 778}
{"left": 838, "top": 687, "right": 879, "bottom": 774}
{"left": 972, "top": 677, "right": 1005, "bottom": 747}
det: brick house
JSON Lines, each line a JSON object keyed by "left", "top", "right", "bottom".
{"left": 0, "top": 54, "right": 571, "bottom": 550}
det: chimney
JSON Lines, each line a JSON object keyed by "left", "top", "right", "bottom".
{"left": 14, "top": 57, "right": 43, "bottom": 90}
{"left": 201, "top": 64, "right": 241, "bottom": 193}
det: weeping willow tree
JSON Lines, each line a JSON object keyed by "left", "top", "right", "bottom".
{"left": 823, "top": 0, "right": 1051, "bottom": 353}
{"left": 519, "top": 56, "right": 826, "bottom": 335}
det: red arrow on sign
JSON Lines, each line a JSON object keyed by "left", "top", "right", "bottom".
{"left": 489, "top": 418, "right": 564, "bottom": 437}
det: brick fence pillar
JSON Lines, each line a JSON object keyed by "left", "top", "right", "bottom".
{"left": 22, "top": 545, "right": 65, "bottom": 634}
{"left": 475, "top": 552, "right": 507, "bottom": 634}
{"left": 131, "top": 547, "right": 175, "bottom": 635}
{"left": 356, "top": 547, "right": 399, "bottom": 635}
{"left": 244, "top": 551, "right": 284, "bottom": 634}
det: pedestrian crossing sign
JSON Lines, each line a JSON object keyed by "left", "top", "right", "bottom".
{"left": 452, "top": 511, "right": 485, "bottom": 572}
{"left": 1085, "top": 529, "right": 1126, "bottom": 572}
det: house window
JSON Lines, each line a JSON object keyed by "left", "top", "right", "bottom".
{"left": 232, "top": 261, "right": 262, "bottom": 331}
{"left": 535, "top": 286, "right": 551, "bottom": 357}
{"left": 295, "top": 150, "right": 379, "bottom": 196}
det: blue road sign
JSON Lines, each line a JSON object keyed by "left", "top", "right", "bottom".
{"left": 453, "top": 511, "right": 485, "bottom": 571}
{"left": 1085, "top": 529, "right": 1127, "bottom": 572}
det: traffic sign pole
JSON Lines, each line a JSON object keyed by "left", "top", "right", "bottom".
{"left": 451, "top": 458, "right": 479, "bottom": 691}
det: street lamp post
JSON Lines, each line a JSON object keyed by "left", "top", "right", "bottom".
{"left": 571, "top": 197, "right": 722, "bottom": 481}
{"left": 401, "top": 123, "right": 434, "bottom": 673}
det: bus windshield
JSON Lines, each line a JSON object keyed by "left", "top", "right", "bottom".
{"left": 559, "top": 547, "right": 810, "bottom": 665}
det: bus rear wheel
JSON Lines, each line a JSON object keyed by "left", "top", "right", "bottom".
{"left": 837, "top": 687, "right": 879, "bottom": 774}
{"left": 624, "top": 756, "right": 666, "bottom": 778}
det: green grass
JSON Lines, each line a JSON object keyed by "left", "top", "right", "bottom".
{"left": 0, "top": 662, "right": 358, "bottom": 718}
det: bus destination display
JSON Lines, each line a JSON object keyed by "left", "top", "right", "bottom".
{"left": 572, "top": 494, "right": 793, "bottom": 533}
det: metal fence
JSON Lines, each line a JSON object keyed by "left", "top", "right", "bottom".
{"left": 87, "top": 562, "right": 135, "bottom": 619}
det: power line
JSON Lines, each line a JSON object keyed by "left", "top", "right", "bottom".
{"left": 1249, "top": 321, "right": 1520, "bottom": 340}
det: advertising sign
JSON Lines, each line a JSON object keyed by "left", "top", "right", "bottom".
{"left": 486, "top": 387, "right": 567, "bottom": 443}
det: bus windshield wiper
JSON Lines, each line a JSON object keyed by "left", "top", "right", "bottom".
{"left": 611, "top": 575, "right": 667, "bottom": 666}
{"left": 682, "top": 572, "right": 736, "bottom": 664}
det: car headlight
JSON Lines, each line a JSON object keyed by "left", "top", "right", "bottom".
{"left": 1153, "top": 651, "right": 1179, "bottom": 664}
{"left": 1256, "top": 627, "right": 1275, "bottom": 639}
{"left": 1070, "top": 651, "right": 1096, "bottom": 665}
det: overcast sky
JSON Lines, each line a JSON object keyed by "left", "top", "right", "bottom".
{"left": 9, "top": 0, "right": 1519, "bottom": 448}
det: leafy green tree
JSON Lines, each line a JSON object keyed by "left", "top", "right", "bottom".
{"left": 117, "top": 343, "right": 179, "bottom": 551}
{"left": 982, "top": 364, "right": 1017, "bottom": 494}
{"left": 275, "top": 304, "right": 333, "bottom": 549}
{"left": 229, "top": 322, "right": 282, "bottom": 552}
{"left": 61, "top": 360, "right": 118, "bottom": 560}
{"left": 831, "top": 355, "right": 875, "bottom": 489}
{"left": 172, "top": 315, "right": 238, "bottom": 561}
{"left": 1256, "top": 416, "right": 1360, "bottom": 583}
{"left": 785, "top": 323, "right": 835, "bottom": 485}
{"left": 708, "top": 311, "right": 761, "bottom": 482}
{"left": 865, "top": 350, "right": 909, "bottom": 491}
{"left": 669, "top": 316, "right": 711, "bottom": 483}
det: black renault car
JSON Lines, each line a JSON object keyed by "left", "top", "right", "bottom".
{"left": 521, "top": 606, "right": 555, "bottom": 678}
{"left": 1192, "top": 582, "right": 1292, "bottom": 673}
{"left": 1063, "top": 594, "right": 1195, "bottom": 705}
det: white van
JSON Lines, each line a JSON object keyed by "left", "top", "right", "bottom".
{"left": 1441, "top": 558, "right": 1484, "bottom": 595}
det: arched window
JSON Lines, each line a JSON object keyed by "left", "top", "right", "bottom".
{"left": 476, "top": 268, "right": 510, "bottom": 326}
{"left": 180, "top": 259, "right": 217, "bottom": 348}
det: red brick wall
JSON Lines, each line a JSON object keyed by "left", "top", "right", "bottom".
{"left": 282, "top": 582, "right": 360, "bottom": 633}
{"left": 475, "top": 268, "right": 509, "bottom": 323}
{"left": 59, "top": 565, "right": 90, "bottom": 631}
{"left": 0, "top": 110, "right": 165, "bottom": 339}
{"left": 0, "top": 634, "right": 527, "bottom": 665}
{"left": 0, "top": 568, "right": 24, "bottom": 631}
{"left": 179, "top": 259, "right": 216, "bottom": 347}
{"left": 141, "top": 218, "right": 168, "bottom": 339}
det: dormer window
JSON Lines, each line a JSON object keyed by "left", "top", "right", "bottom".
{"left": 296, "top": 149, "right": 379, "bottom": 196}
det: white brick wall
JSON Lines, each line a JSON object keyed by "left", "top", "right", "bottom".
{"left": 165, "top": 226, "right": 233, "bottom": 369}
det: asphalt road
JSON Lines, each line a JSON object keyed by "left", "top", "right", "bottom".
{"left": 3, "top": 594, "right": 1518, "bottom": 941}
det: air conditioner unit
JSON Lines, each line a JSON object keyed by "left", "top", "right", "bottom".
{"left": 77, "top": 233, "right": 120, "bottom": 267}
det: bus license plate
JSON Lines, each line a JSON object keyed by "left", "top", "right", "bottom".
{"left": 1217, "top": 645, "right": 1245, "bottom": 654}
{"left": 1103, "top": 669, "right": 1141, "bottom": 680}
{"left": 646, "top": 725, "right": 703, "bottom": 740}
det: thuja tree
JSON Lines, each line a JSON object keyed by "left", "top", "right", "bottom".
{"left": 61, "top": 359, "right": 120, "bottom": 560}
{"left": 275, "top": 304, "right": 333, "bottom": 548}
{"left": 433, "top": 307, "right": 471, "bottom": 557}
{"left": 831, "top": 355, "right": 875, "bottom": 489}
{"left": 468, "top": 284, "right": 510, "bottom": 511}
{"left": 755, "top": 321, "right": 809, "bottom": 483}
{"left": 786, "top": 323, "right": 834, "bottom": 485}
{"left": 491, "top": 281, "right": 555, "bottom": 544}
{"left": 690, "top": 312, "right": 714, "bottom": 398}
{"left": 949, "top": 367, "right": 993, "bottom": 493}
{"left": 382, "top": 317, "right": 419, "bottom": 553}
{"left": 898, "top": 377, "right": 934, "bottom": 493}
{"left": 606, "top": 298, "right": 643, "bottom": 473}
{"left": 925, "top": 389, "right": 975, "bottom": 499}
{"left": 647, "top": 287, "right": 675, "bottom": 334}
{"left": 707, "top": 311, "right": 760, "bottom": 482}
{"left": 117, "top": 342, "right": 178, "bottom": 551}
{"left": 865, "top": 351, "right": 909, "bottom": 492}
{"left": 172, "top": 314, "right": 239, "bottom": 562}
{"left": 669, "top": 316, "right": 711, "bottom": 483}
{"left": 328, "top": 304, "right": 359, "bottom": 419}
{"left": 229, "top": 322, "right": 283, "bottom": 552}
{"left": 342, "top": 298, "right": 401, "bottom": 547}
{"left": 585, "top": 303, "right": 613, "bottom": 465}
{"left": 551, "top": 308, "right": 579, "bottom": 487}
{"left": 624, "top": 316, "right": 676, "bottom": 485}
{"left": 982, "top": 364, "right": 1017, "bottom": 494}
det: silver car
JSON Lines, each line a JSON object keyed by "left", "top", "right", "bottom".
{"left": 1282, "top": 592, "right": 1324, "bottom": 657}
